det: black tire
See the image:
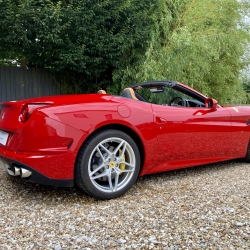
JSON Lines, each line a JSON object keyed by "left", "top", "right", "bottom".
{"left": 245, "top": 141, "right": 250, "bottom": 162}
{"left": 75, "top": 129, "right": 141, "bottom": 199}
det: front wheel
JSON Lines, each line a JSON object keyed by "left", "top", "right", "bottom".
{"left": 245, "top": 141, "right": 250, "bottom": 162}
{"left": 75, "top": 129, "right": 141, "bottom": 199}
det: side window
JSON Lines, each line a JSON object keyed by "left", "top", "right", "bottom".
{"left": 136, "top": 86, "right": 205, "bottom": 107}
{"left": 136, "top": 87, "right": 172, "bottom": 104}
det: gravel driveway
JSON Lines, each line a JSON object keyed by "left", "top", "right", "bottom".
{"left": 0, "top": 160, "right": 249, "bottom": 249}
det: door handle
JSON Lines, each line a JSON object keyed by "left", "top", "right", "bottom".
{"left": 156, "top": 116, "right": 167, "bottom": 124}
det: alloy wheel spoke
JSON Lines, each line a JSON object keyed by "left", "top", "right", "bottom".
{"left": 117, "top": 142, "right": 127, "bottom": 160}
{"left": 107, "top": 171, "right": 113, "bottom": 192}
{"left": 113, "top": 171, "right": 119, "bottom": 192}
{"left": 120, "top": 161, "right": 135, "bottom": 169}
{"left": 113, "top": 140, "right": 125, "bottom": 155}
{"left": 89, "top": 163, "right": 106, "bottom": 177}
{"left": 90, "top": 169, "right": 109, "bottom": 180}
{"left": 96, "top": 147, "right": 106, "bottom": 162}
{"left": 119, "top": 168, "right": 134, "bottom": 173}
{"left": 99, "top": 143, "right": 112, "bottom": 157}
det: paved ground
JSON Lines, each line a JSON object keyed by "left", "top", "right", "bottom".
{"left": 0, "top": 160, "right": 249, "bottom": 249}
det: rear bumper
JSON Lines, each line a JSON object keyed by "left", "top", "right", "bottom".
{"left": 0, "top": 156, "right": 74, "bottom": 187}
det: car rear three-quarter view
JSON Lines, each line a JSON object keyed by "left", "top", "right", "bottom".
{"left": 0, "top": 92, "right": 154, "bottom": 199}
{"left": 1, "top": 80, "right": 250, "bottom": 199}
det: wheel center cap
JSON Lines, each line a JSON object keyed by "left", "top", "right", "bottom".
{"left": 109, "top": 161, "right": 115, "bottom": 168}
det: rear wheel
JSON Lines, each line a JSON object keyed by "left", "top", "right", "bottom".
{"left": 75, "top": 129, "right": 140, "bottom": 199}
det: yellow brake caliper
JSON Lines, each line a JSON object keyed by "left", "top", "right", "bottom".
{"left": 119, "top": 149, "right": 125, "bottom": 173}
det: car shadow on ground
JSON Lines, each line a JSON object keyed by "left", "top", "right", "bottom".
{"left": 2, "top": 159, "right": 242, "bottom": 204}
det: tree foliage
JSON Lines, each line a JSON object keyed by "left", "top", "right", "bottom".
{"left": 113, "top": 0, "right": 250, "bottom": 104}
{"left": 242, "top": 74, "right": 250, "bottom": 102}
{"left": 0, "top": 0, "right": 156, "bottom": 90}
{"left": 0, "top": 0, "right": 249, "bottom": 103}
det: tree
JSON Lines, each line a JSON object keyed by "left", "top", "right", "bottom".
{"left": 0, "top": 0, "right": 156, "bottom": 90}
{"left": 113, "top": 0, "right": 250, "bottom": 104}
{"left": 0, "top": 0, "right": 249, "bottom": 102}
{"left": 242, "top": 74, "right": 250, "bottom": 102}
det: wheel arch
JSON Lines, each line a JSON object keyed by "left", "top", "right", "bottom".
{"left": 75, "top": 123, "right": 145, "bottom": 173}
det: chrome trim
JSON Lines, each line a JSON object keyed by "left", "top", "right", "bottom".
{"left": 14, "top": 167, "right": 20, "bottom": 176}
{"left": 20, "top": 168, "right": 32, "bottom": 178}
{"left": 0, "top": 158, "right": 32, "bottom": 178}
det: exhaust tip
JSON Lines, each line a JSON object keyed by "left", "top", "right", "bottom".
{"left": 20, "top": 168, "right": 32, "bottom": 178}
{"left": 14, "top": 167, "right": 20, "bottom": 176}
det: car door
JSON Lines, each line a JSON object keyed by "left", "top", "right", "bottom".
{"left": 152, "top": 104, "right": 233, "bottom": 163}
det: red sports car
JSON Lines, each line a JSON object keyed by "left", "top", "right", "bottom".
{"left": 0, "top": 81, "right": 250, "bottom": 199}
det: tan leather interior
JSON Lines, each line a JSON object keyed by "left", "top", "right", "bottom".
{"left": 122, "top": 88, "right": 138, "bottom": 100}
{"left": 97, "top": 90, "right": 106, "bottom": 94}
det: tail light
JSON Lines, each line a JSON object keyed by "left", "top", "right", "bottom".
{"left": 19, "top": 103, "right": 50, "bottom": 122}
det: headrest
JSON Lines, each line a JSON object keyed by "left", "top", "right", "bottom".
{"left": 121, "top": 88, "right": 138, "bottom": 100}
{"left": 97, "top": 90, "right": 106, "bottom": 94}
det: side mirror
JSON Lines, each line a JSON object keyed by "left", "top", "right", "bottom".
{"left": 205, "top": 98, "right": 218, "bottom": 111}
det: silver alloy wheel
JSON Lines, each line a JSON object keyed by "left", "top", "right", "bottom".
{"left": 88, "top": 137, "right": 136, "bottom": 193}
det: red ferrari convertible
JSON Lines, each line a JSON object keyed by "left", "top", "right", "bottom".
{"left": 0, "top": 81, "right": 250, "bottom": 199}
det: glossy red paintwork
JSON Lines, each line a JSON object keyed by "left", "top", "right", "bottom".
{"left": 1, "top": 84, "right": 250, "bottom": 183}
